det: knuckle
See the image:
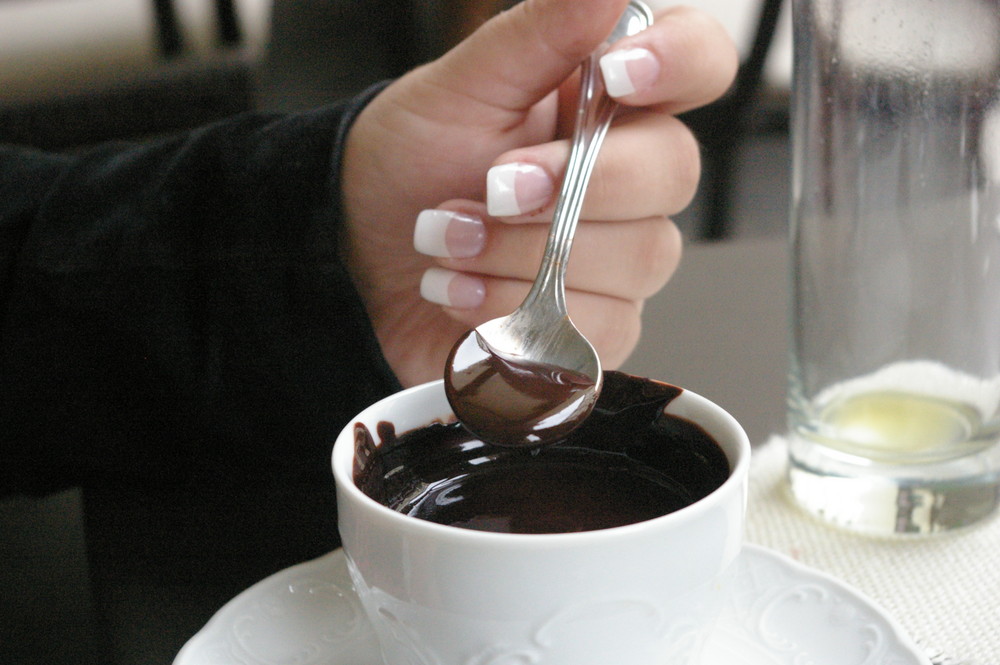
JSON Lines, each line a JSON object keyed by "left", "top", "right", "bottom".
{"left": 668, "top": 123, "right": 703, "bottom": 213}
{"left": 631, "top": 218, "right": 682, "bottom": 297}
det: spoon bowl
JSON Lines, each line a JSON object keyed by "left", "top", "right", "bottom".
{"left": 445, "top": 1, "right": 654, "bottom": 447}
{"left": 444, "top": 304, "right": 603, "bottom": 448}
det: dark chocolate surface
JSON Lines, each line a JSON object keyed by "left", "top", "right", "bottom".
{"left": 354, "top": 371, "right": 730, "bottom": 534}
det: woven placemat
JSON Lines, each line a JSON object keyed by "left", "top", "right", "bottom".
{"left": 746, "top": 437, "right": 1000, "bottom": 665}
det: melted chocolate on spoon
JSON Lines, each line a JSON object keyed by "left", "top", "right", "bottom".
{"left": 444, "top": 331, "right": 598, "bottom": 447}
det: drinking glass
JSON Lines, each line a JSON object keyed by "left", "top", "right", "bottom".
{"left": 788, "top": 0, "right": 1000, "bottom": 534}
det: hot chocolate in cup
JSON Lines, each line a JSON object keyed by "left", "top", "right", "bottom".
{"left": 332, "top": 371, "right": 750, "bottom": 665}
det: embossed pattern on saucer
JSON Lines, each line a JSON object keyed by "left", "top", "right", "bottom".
{"left": 703, "top": 546, "right": 930, "bottom": 665}
{"left": 173, "top": 545, "right": 930, "bottom": 665}
{"left": 173, "top": 550, "right": 378, "bottom": 665}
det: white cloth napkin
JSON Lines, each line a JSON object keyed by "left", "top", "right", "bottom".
{"left": 745, "top": 437, "right": 1000, "bottom": 665}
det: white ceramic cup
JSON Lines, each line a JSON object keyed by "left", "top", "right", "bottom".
{"left": 332, "top": 378, "right": 750, "bottom": 665}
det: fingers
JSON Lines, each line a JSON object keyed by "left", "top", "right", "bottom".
{"left": 414, "top": 201, "right": 682, "bottom": 305}
{"left": 477, "top": 4, "right": 737, "bottom": 221}
{"left": 600, "top": 5, "right": 739, "bottom": 113}
{"left": 487, "top": 111, "right": 701, "bottom": 220}
{"left": 427, "top": 274, "right": 646, "bottom": 371}
{"left": 427, "top": 1, "right": 736, "bottom": 117}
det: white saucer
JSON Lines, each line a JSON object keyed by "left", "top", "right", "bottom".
{"left": 173, "top": 544, "right": 929, "bottom": 665}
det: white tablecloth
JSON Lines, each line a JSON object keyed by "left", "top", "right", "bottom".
{"left": 746, "top": 437, "right": 1000, "bottom": 665}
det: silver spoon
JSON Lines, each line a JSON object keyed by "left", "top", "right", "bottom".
{"left": 444, "top": 1, "right": 655, "bottom": 448}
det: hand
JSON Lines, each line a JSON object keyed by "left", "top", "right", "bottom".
{"left": 339, "top": 0, "right": 737, "bottom": 387}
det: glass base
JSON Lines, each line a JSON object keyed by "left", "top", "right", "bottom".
{"left": 787, "top": 436, "right": 1000, "bottom": 535}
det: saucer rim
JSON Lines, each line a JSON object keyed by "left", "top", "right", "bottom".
{"left": 173, "top": 543, "right": 930, "bottom": 665}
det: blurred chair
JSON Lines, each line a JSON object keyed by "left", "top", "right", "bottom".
{"left": 679, "top": 0, "right": 786, "bottom": 239}
{"left": 0, "top": 0, "right": 270, "bottom": 149}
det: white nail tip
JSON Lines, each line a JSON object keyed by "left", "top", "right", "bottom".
{"left": 420, "top": 267, "right": 457, "bottom": 307}
{"left": 600, "top": 50, "right": 638, "bottom": 98}
{"left": 413, "top": 209, "right": 452, "bottom": 257}
{"left": 486, "top": 164, "right": 522, "bottom": 217}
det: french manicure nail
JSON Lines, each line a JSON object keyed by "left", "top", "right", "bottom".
{"left": 420, "top": 267, "right": 486, "bottom": 309}
{"left": 486, "top": 163, "right": 553, "bottom": 217}
{"left": 600, "top": 47, "right": 659, "bottom": 98}
{"left": 414, "top": 209, "right": 486, "bottom": 258}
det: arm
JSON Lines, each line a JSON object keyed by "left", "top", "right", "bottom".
{"left": 0, "top": 88, "right": 400, "bottom": 497}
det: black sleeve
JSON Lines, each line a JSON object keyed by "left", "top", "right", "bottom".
{"left": 0, "top": 84, "right": 402, "bottom": 498}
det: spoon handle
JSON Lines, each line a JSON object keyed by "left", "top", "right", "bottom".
{"left": 521, "top": 49, "right": 619, "bottom": 316}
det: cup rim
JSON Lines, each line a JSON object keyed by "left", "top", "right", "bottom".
{"left": 332, "top": 379, "right": 750, "bottom": 546}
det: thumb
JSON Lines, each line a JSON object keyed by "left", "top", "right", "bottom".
{"left": 427, "top": 0, "right": 632, "bottom": 113}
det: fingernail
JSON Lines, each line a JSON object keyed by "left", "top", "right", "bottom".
{"left": 414, "top": 209, "right": 486, "bottom": 258}
{"left": 600, "top": 47, "right": 659, "bottom": 98}
{"left": 420, "top": 267, "right": 486, "bottom": 309}
{"left": 486, "top": 163, "right": 553, "bottom": 217}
